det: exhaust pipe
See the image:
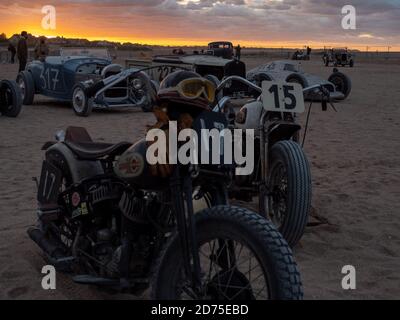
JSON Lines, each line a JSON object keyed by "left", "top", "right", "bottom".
{"left": 27, "top": 227, "right": 66, "bottom": 259}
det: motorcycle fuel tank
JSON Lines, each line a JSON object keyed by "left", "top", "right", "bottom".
{"left": 114, "top": 139, "right": 168, "bottom": 190}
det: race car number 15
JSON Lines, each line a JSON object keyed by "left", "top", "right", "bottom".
{"left": 262, "top": 81, "right": 305, "bottom": 113}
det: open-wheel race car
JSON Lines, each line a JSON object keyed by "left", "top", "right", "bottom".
{"left": 323, "top": 48, "right": 355, "bottom": 67}
{"left": 0, "top": 79, "right": 22, "bottom": 118}
{"left": 247, "top": 60, "right": 352, "bottom": 100}
{"left": 16, "top": 48, "right": 155, "bottom": 116}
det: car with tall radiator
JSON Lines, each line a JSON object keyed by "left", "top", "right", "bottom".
{"left": 126, "top": 53, "right": 247, "bottom": 96}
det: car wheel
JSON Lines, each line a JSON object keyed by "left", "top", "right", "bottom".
{"left": 72, "top": 83, "right": 93, "bottom": 117}
{"left": 349, "top": 60, "right": 354, "bottom": 68}
{"left": 286, "top": 73, "right": 308, "bottom": 88}
{"left": 262, "top": 141, "right": 311, "bottom": 247}
{"left": 328, "top": 71, "right": 352, "bottom": 100}
{"left": 16, "top": 71, "right": 35, "bottom": 105}
{"left": 252, "top": 73, "right": 273, "bottom": 88}
{"left": 0, "top": 80, "right": 22, "bottom": 117}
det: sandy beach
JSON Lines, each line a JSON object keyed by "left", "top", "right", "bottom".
{"left": 0, "top": 52, "right": 399, "bottom": 299}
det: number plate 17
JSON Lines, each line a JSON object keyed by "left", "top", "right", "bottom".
{"left": 262, "top": 81, "right": 305, "bottom": 113}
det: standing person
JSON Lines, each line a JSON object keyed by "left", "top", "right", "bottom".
{"left": 17, "top": 31, "right": 28, "bottom": 72}
{"left": 34, "top": 36, "right": 49, "bottom": 61}
{"left": 235, "top": 44, "right": 241, "bottom": 60}
{"left": 7, "top": 42, "right": 16, "bottom": 64}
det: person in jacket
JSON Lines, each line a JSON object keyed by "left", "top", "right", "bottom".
{"left": 7, "top": 42, "right": 16, "bottom": 64}
{"left": 17, "top": 31, "right": 28, "bottom": 72}
{"left": 235, "top": 44, "right": 242, "bottom": 60}
{"left": 34, "top": 36, "right": 49, "bottom": 61}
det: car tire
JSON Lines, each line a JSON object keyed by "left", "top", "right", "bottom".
{"left": 263, "top": 140, "right": 311, "bottom": 247}
{"left": 247, "top": 73, "right": 272, "bottom": 97}
{"left": 0, "top": 80, "right": 22, "bottom": 117}
{"left": 71, "top": 83, "right": 93, "bottom": 117}
{"left": 286, "top": 73, "right": 308, "bottom": 88}
{"left": 16, "top": 71, "right": 35, "bottom": 105}
{"left": 328, "top": 71, "right": 352, "bottom": 100}
{"left": 252, "top": 72, "right": 273, "bottom": 88}
{"left": 139, "top": 80, "right": 159, "bottom": 113}
{"left": 349, "top": 60, "right": 354, "bottom": 68}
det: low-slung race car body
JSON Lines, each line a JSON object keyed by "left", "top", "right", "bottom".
{"left": 247, "top": 60, "right": 352, "bottom": 100}
{"left": 17, "top": 48, "right": 154, "bottom": 116}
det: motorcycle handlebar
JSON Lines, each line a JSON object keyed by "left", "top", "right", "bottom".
{"left": 217, "top": 76, "right": 331, "bottom": 100}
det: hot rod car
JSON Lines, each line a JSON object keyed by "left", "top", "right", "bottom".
{"left": 16, "top": 48, "right": 155, "bottom": 116}
{"left": 323, "top": 48, "right": 355, "bottom": 68}
{"left": 0, "top": 79, "right": 22, "bottom": 117}
{"left": 247, "top": 60, "right": 352, "bottom": 100}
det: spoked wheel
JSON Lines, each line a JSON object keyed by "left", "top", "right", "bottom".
{"left": 16, "top": 71, "right": 35, "bottom": 105}
{"left": 262, "top": 141, "right": 311, "bottom": 247}
{"left": 268, "top": 162, "right": 289, "bottom": 229}
{"left": 183, "top": 238, "right": 268, "bottom": 300}
{"left": 72, "top": 83, "right": 93, "bottom": 117}
{"left": 152, "top": 206, "right": 303, "bottom": 300}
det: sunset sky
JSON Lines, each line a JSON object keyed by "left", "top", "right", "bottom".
{"left": 1, "top": 0, "right": 399, "bottom": 50}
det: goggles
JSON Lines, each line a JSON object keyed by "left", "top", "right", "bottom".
{"left": 173, "top": 78, "right": 216, "bottom": 103}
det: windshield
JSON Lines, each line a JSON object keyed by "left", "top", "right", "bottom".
{"left": 284, "top": 64, "right": 298, "bottom": 72}
{"left": 209, "top": 43, "right": 233, "bottom": 49}
{"left": 60, "top": 48, "right": 111, "bottom": 60}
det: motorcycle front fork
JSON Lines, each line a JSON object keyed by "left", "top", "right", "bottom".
{"left": 170, "top": 167, "right": 202, "bottom": 292}
{"left": 259, "top": 112, "right": 269, "bottom": 218}
{"left": 170, "top": 167, "right": 234, "bottom": 295}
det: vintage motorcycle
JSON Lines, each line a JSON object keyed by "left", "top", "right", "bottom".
{"left": 28, "top": 70, "right": 303, "bottom": 300}
{"left": 211, "top": 76, "right": 333, "bottom": 247}
{"left": 0, "top": 79, "right": 22, "bottom": 118}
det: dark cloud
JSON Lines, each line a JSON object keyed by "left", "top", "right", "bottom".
{"left": 0, "top": 0, "right": 398, "bottom": 47}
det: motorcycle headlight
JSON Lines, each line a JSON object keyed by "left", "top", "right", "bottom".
{"left": 132, "top": 78, "right": 143, "bottom": 90}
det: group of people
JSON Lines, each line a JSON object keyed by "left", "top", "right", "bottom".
{"left": 7, "top": 31, "right": 49, "bottom": 72}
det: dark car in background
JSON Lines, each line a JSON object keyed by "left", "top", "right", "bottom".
{"left": 323, "top": 48, "right": 355, "bottom": 67}
{"left": 207, "top": 41, "right": 234, "bottom": 59}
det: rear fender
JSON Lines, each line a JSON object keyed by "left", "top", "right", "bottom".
{"left": 45, "top": 142, "right": 104, "bottom": 184}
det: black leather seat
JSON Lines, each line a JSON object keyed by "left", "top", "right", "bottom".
{"left": 65, "top": 141, "right": 132, "bottom": 160}
{"left": 63, "top": 126, "right": 131, "bottom": 160}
